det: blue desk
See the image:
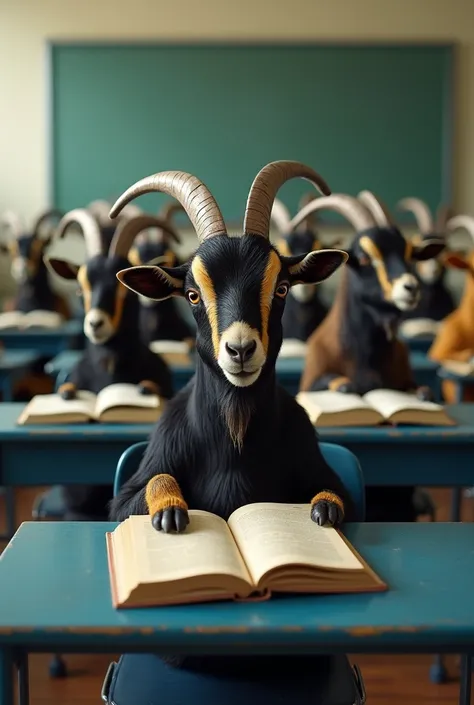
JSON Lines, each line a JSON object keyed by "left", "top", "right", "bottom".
{"left": 400, "top": 334, "right": 435, "bottom": 354}
{"left": 0, "top": 350, "right": 41, "bottom": 402}
{"left": 45, "top": 350, "right": 440, "bottom": 397}
{"left": 0, "top": 521, "right": 472, "bottom": 705}
{"left": 0, "top": 320, "right": 83, "bottom": 356}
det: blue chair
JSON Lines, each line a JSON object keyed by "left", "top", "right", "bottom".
{"left": 101, "top": 441, "right": 367, "bottom": 705}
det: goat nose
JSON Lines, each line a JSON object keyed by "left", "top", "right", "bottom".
{"left": 89, "top": 319, "right": 104, "bottom": 331}
{"left": 225, "top": 340, "right": 257, "bottom": 363}
{"left": 403, "top": 282, "right": 417, "bottom": 293}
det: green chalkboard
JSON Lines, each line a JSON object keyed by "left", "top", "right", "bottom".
{"left": 50, "top": 42, "right": 454, "bottom": 224}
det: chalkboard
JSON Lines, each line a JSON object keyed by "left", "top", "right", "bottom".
{"left": 50, "top": 42, "right": 454, "bottom": 225}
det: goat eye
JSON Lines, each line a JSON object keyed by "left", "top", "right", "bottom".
{"left": 186, "top": 289, "right": 201, "bottom": 305}
{"left": 275, "top": 282, "right": 289, "bottom": 298}
{"left": 358, "top": 254, "right": 370, "bottom": 266}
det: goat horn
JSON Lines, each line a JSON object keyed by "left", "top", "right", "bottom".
{"left": 109, "top": 215, "right": 181, "bottom": 258}
{"left": 32, "top": 209, "right": 64, "bottom": 239}
{"left": 357, "top": 191, "right": 394, "bottom": 228}
{"left": 446, "top": 215, "right": 474, "bottom": 244}
{"left": 0, "top": 211, "right": 23, "bottom": 240}
{"left": 158, "top": 201, "right": 186, "bottom": 222}
{"left": 397, "top": 197, "right": 433, "bottom": 234}
{"left": 88, "top": 200, "right": 115, "bottom": 229}
{"left": 109, "top": 171, "right": 226, "bottom": 242}
{"left": 244, "top": 161, "right": 330, "bottom": 239}
{"left": 435, "top": 204, "right": 453, "bottom": 233}
{"left": 270, "top": 198, "right": 292, "bottom": 234}
{"left": 55, "top": 209, "right": 103, "bottom": 258}
{"left": 288, "top": 194, "right": 376, "bottom": 233}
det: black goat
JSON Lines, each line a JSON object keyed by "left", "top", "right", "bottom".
{"left": 0, "top": 209, "right": 70, "bottom": 317}
{"left": 397, "top": 198, "right": 455, "bottom": 323}
{"left": 271, "top": 194, "right": 328, "bottom": 340}
{"left": 127, "top": 212, "right": 195, "bottom": 346}
{"left": 297, "top": 191, "right": 445, "bottom": 522}
{"left": 107, "top": 160, "right": 359, "bottom": 694}
{"left": 44, "top": 210, "right": 174, "bottom": 520}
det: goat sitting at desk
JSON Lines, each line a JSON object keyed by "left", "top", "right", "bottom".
{"left": 127, "top": 213, "right": 195, "bottom": 346}
{"left": 298, "top": 191, "right": 445, "bottom": 523}
{"left": 271, "top": 194, "right": 328, "bottom": 340}
{"left": 397, "top": 197, "right": 455, "bottom": 324}
{"left": 108, "top": 161, "right": 358, "bottom": 701}
{"left": 44, "top": 210, "right": 174, "bottom": 520}
{"left": 429, "top": 215, "right": 474, "bottom": 402}
{"left": 0, "top": 209, "right": 70, "bottom": 318}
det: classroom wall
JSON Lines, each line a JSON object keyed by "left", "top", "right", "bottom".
{"left": 1, "top": 0, "right": 473, "bottom": 304}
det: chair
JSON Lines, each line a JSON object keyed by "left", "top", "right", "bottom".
{"left": 101, "top": 440, "right": 367, "bottom": 705}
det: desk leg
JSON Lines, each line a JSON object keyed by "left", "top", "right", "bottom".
{"left": 0, "top": 648, "right": 14, "bottom": 705}
{"left": 451, "top": 489, "right": 462, "bottom": 522}
{"left": 0, "top": 487, "right": 15, "bottom": 542}
{"left": 460, "top": 655, "right": 472, "bottom": 705}
{"left": 17, "top": 652, "right": 29, "bottom": 705}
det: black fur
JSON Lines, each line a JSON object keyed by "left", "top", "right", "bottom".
{"left": 404, "top": 269, "right": 455, "bottom": 321}
{"left": 12, "top": 236, "right": 61, "bottom": 313}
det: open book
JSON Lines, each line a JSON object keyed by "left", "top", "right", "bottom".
{"left": 149, "top": 339, "right": 192, "bottom": 366}
{"left": 279, "top": 338, "right": 308, "bottom": 358}
{"left": 17, "top": 383, "right": 164, "bottom": 425}
{"left": 106, "top": 503, "right": 387, "bottom": 608}
{"left": 440, "top": 359, "right": 474, "bottom": 377}
{"left": 296, "top": 389, "right": 455, "bottom": 427}
{"left": 399, "top": 318, "right": 440, "bottom": 339}
{"left": 0, "top": 310, "right": 64, "bottom": 330}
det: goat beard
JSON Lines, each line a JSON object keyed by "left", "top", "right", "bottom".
{"left": 220, "top": 388, "right": 255, "bottom": 453}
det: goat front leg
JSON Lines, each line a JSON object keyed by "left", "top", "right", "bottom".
{"left": 310, "top": 490, "right": 345, "bottom": 527}
{"left": 138, "top": 379, "right": 160, "bottom": 396}
{"left": 146, "top": 474, "right": 189, "bottom": 533}
{"left": 311, "top": 373, "right": 355, "bottom": 394}
{"left": 58, "top": 382, "right": 77, "bottom": 400}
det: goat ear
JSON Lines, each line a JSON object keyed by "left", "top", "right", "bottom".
{"left": 44, "top": 257, "right": 80, "bottom": 280}
{"left": 411, "top": 239, "right": 445, "bottom": 262}
{"left": 287, "top": 249, "right": 348, "bottom": 285}
{"left": 117, "top": 264, "right": 185, "bottom": 301}
{"left": 443, "top": 252, "right": 470, "bottom": 271}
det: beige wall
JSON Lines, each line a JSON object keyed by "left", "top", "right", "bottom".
{"left": 0, "top": 0, "right": 473, "bottom": 302}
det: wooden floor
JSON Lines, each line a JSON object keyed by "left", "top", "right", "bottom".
{"left": 1, "top": 486, "right": 472, "bottom": 704}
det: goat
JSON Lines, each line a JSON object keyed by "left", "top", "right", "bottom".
{"left": 271, "top": 194, "right": 328, "bottom": 340}
{"left": 0, "top": 209, "right": 71, "bottom": 318}
{"left": 87, "top": 198, "right": 143, "bottom": 252}
{"left": 107, "top": 159, "right": 358, "bottom": 684}
{"left": 397, "top": 198, "right": 455, "bottom": 322}
{"left": 44, "top": 210, "right": 174, "bottom": 520}
{"left": 127, "top": 215, "right": 195, "bottom": 346}
{"left": 297, "top": 192, "right": 444, "bottom": 524}
{"left": 429, "top": 215, "right": 474, "bottom": 402}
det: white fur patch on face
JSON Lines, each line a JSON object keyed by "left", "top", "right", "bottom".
{"left": 11, "top": 257, "right": 28, "bottom": 284}
{"left": 84, "top": 308, "right": 115, "bottom": 344}
{"left": 218, "top": 321, "right": 265, "bottom": 387}
{"left": 417, "top": 259, "right": 441, "bottom": 284}
{"left": 290, "top": 283, "right": 316, "bottom": 303}
{"left": 390, "top": 273, "right": 420, "bottom": 311}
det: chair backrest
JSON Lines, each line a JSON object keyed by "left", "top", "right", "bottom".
{"left": 114, "top": 441, "right": 365, "bottom": 521}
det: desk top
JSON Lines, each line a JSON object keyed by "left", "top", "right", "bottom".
{"left": 0, "top": 402, "right": 472, "bottom": 443}
{"left": 0, "top": 521, "right": 472, "bottom": 653}
{"left": 0, "top": 350, "right": 40, "bottom": 370}
{"left": 0, "top": 319, "right": 82, "bottom": 338}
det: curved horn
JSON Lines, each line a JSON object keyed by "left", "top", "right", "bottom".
{"left": 109, "top": 171, "right": 226, "bottom": 242}
{"left": 357, "top": 191, "right": 394, "bottom": 228}
{"left": 397, "top": 197, "right": 433, "bottom": 234}
{"left": 270, "top": 198, "right": 292, "bottom": 234}
{"left": 243, "top": 161, "right": 330, "bottom": 239}
{"left": 288, "top": 194, "right": 376, "bottom": 234}
{"left": 55, "top": 209, "right": 103, "bottom": 258}
{"left": 158, "top": 201, "right": 186, "bottom": 222}
{"left": 446, "top": 215, "right": 474, "bottom": 245}
{"left": 32, "top": 209, "right": 64, "bottom": 238}
{"left": 435, "top": 204, "right": 453, "bottom": 233}
{"left": 87, "top": 199, "right": 115, "bottom": 229}
{"left": 109, "top": 215, "right": 182, "bottom": 258}
{"left": 0, "top": 211, "right": 23, "bottom": 240}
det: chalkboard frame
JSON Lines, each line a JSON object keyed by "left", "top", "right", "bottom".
{"left": 46, "top": 40, "right": 456, "bottom": 228}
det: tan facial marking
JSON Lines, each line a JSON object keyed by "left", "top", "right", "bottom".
{"left": 311, "top": 239, "right": 321, "bottom": 252}
{"left": 260, "top": 250, "right": 282, "bottom": 354}
{"left": 359, "top": 236, "right": 392, "bottom": 298}
{"left": 77, "top": 265, "right": 92, "bottom": 312}
{"left": 276, "top": 238, "right": 291, "bottom": 257}
{"left": 111, "top": 283, "right": 128, "bottom": 330}
{"left": 404, "top": 239, "right": 413, "bottom": 261}
{"left": 128, "top": 247, "right": 141, "bottom": 266}
{"left": 191, "top": 255, "right": 219, "bottom": 356}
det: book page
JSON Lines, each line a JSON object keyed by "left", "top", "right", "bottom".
{"left": 441, "top": 359, "right": 474, "bottom": 377}
{"left": 149, "top": 340, "right": 191, "bottom": 354}
{"left": 399, "top": 318, "right": 440, "bottom": 338}
{"left": 228, "top": 503, "right": 363, "bottom": 586}
{"left": 0, "top": 311, "right": 24, "bottom": 328}
{"left": 363, "top": 389, "right": 443, "bottom": 418}
{"left": 24, "top": 310, "right": 64, "bottom": 328}
{"left": 20, "top": 391, "right": 97, "bottom": 419}
{"left": 279, "top": 339, "right": 308, "bottom": 358}
{"left": 95, "top": 383, "right": 160, "bottom": 417}
{"left": 297, "top": 390, "right": 372, "bottom": 414}
{"left": 128, "top": 512, "right": 252, "bottom": 585}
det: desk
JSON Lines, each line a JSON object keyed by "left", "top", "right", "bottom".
{"left": 0, "top": 521, "right": 472, "bottom": 705}
{"left": 45, "top": 350, "right": 440, "bottom": 397}
{"left": 0, "top": 351, "right": 41, "bottom": 402}
{"left": 400, "top": 334, "right": 434, "bottom": 354}
{"left": 0, "top": 320, "right": 83, "bottom": 356}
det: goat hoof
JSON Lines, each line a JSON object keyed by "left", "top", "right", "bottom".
{"left": 152, "top": 507, "right": 189, "bottom": 533}
{"left": 138, "top": 381, "right": 159, "bottom": 396}
{"left": 416, "top": 386, "right": 433, "bottom": 402}
{"left": 311, "top": 500, "right": 343, "bottom": 527}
